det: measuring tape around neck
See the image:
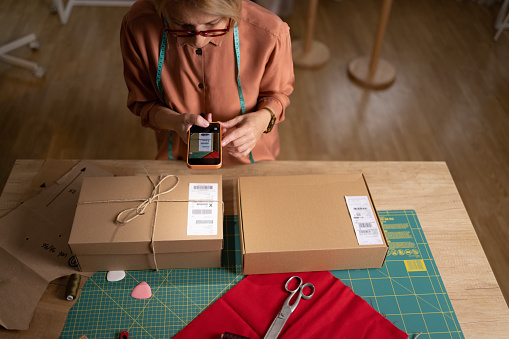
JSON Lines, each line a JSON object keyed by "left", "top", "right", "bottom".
{"left": 158, "top": 18, "right": 174, "bottom": 160}
{"left": 157, "top": 20, "right": 255, "bottom": 163}
{"left": 233, "top": 26, "right": 255, "bottom": 164}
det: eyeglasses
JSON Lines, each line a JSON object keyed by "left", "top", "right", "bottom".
{"left": 162, "top": 17, "right": 231, "bottom": 38}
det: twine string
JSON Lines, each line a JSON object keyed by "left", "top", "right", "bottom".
{"left": 115, "top": 174, "right": 179, "bottom": 225}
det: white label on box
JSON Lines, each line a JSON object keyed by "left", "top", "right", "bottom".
{"left": 198, "top": 133, "right": 212, "bottom": 152}
{"left": 345, "top": 196, "right": 384, "bottom": 245}
{"left": 187, "top": 183, "right": 218, "bottom": 235}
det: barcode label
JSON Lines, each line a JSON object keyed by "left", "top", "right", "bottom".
{"left": 188, "top": 183, "right": 218, "bottom": 236}
{"left": 193, "top": 185, "right": 213, "bottom": 190}
{"left": 345, "top": 196, "right": 384, "bottom": 245}
{"left": 192, "top": 209, "right": 213, "bottom": 215}
{"left": 358, "top": 222, "right": 374, "bottom": 228}
{"left": 358, "top": 229, "right": 378, "bottom": 235}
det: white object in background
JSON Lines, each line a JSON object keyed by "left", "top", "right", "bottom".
{"left": 494, "top": 0, "right": 509, "bottom": 41}
{"left": 52, "top": 0, "right": 136, "bottom": 25}
{"left": 0, "top": 34, "right": 45, "bottom": 77}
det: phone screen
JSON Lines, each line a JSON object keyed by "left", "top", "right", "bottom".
{"left": 187, "top": 123, "right": 222, "bottom": 168}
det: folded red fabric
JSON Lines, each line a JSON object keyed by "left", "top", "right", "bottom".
{"left": 173, "top": 271, "right": 408, "bottom": 338}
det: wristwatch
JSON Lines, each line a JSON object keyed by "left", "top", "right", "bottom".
{"left": 262, "top": 107, "right": 276, "bottom": 134}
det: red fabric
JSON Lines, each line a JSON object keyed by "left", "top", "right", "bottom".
{"left": 204, "top": 151, "right": 220, "bottom": 159}
{"left": 173, "top": 271, "right": 408, "bottom": 339}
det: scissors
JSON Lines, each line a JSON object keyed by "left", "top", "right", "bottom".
{"left": 263, "top": 276, "right": 315, "bottom": 339}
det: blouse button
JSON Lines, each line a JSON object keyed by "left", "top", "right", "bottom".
{"left": 196, "top": 49, "right": 202, "bottom": 55}
{"left": 198, "top": 83, "right": 204, "bottom": 89}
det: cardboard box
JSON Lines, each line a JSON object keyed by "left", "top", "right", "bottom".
{"left": 69, "top": 175, "right": 223, "bottom": 271}
{"left": 237, "top": 173, "right": 388, "bottom": 275}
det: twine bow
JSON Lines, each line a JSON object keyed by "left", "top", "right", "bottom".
{"left": 115, "top": 174, "right": 179, "bottom": 225}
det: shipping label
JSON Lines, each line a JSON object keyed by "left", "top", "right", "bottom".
{"left": 345, "top": 196, "right": 384, "bottom": 245}
{"left": 187, "top": 183, "right": 218, "bottom": 235}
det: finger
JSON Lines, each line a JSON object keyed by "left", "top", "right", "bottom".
{"left": 222, "top": 127, "right": 246, "bottom": 147}
{"left": 206, "top": 113, "right": 213, "bottom": 123}
{"left": 223, "top": 133, "right": 251, "bottom": 151}
{"left": 228, "top": 142, "right": 255, "bottom": 158}
{"left": 222, "top": 118, "right": 255, "bottom": 146}
{"left": 194, "top": 114, "right": 210, "bottom": 127}
{"left": 220, "top": 115, "right": 244, "bottom": 129}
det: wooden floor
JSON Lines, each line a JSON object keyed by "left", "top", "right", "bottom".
{"left": 1, "top": 0, "right": 508, "bottom": 308}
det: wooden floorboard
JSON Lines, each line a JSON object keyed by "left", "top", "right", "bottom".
{"left": 1, "top": 0, "right": 508, "bottom": 308}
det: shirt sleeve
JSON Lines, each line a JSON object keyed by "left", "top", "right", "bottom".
{"left": 120, "top": 13, "right": 166, "bottom": 130}
{"left": 256, "top": 21, "right": 295, "bottom": 123}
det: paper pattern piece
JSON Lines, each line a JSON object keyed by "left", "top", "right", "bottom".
{"left": 187, "top": 183, "right": 218, "bottom": 236}
{"left": 131, "top": 282, "right": 152, "bottom": 299}
{"left": 345, "top": 196, "right": 384, "bottom": 245}
{"left": 0, "top": 161, "right": 113, "bottom": 330}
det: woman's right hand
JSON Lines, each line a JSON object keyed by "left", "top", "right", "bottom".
{"left": 154, "top": 109, "right": 212, "bottom": 143}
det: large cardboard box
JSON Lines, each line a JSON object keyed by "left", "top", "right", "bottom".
{"left": 237, "top": 173, "right": 388, "bottom": 275}
{"left": 69, "top": 175, "right": 223, "bottom": 271}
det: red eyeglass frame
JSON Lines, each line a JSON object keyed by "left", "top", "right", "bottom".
{"left": 162, "top": 16, "right": 232, "bottom": 38}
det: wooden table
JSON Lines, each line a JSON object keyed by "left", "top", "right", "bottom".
{"left": 1, "top": 159, "right": 508, "bottom": 338}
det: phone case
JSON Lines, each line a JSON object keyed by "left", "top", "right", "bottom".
{"left": 187, "top": 122, "right": 222, "bottom": 169}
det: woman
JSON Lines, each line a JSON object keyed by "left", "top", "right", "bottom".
{"left": 120, "top": 0, "right": 294, "bottom": 166}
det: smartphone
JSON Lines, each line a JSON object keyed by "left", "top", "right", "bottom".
{"left": 187, "top": 122, "right": 222, "bottom": 169}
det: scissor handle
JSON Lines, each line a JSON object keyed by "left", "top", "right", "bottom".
{"left": 284, "top": 276, "right": 315, "bottom": 313}
{"left": 285, "top": 276, "right": 315, "bottom": 297}
{"left": 299, "top": 282, "right": 315, "bottom": 299}
{"left": 285, "top": 276, "right": 303, "bottom": 293}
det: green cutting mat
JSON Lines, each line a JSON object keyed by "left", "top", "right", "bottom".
{"left": 60, "top": 211, "right": 464, "bottom": 338}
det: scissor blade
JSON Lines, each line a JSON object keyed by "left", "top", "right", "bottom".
{"left": 263, "top": 305, "right": 292, "bottom": 339}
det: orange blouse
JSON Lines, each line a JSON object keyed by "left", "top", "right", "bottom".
{"left": 120, "top": 0, "right": 294, "bottom": 166}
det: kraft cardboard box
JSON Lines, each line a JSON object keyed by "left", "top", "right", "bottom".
{"left": 237, "top": 173, "right": 388, "bottom": 275}
{"left": 69, "top": 175, "right": 223, "bottom": 271}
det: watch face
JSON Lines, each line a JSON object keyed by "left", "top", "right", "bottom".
{"left": 264, "top": 109, "right": 276, "bottom": 133}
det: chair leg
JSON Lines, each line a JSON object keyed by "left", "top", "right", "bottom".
{"left": 494, "top": 0, "right": 509, "bottom": 41}
{"left": 494, "top": 8, "right": 509, "bottom": 41}
{"left": 0, "top": 34, "right": 45, "bottom": 77}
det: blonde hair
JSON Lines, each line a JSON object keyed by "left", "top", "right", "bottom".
{"left": 155, "top": 0, "right": 242, "bottom": 25}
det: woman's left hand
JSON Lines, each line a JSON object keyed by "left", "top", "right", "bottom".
{"left": 220, "top": 109, "right": 272, "bottom": 158}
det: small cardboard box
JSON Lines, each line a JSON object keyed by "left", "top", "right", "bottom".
{"left": 69, "top": 175, "right": 223, "bottom": 271}
{"left": 237, "top": 173, "right": 388, "bottom": 275}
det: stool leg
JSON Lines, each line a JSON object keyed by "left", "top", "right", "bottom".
{"left": 347, "top": 0, "right": 396, "bottom": 89}
{"left": 494, "top": 9, "right": 509, "bottom": 41}
{"left": 0, "top": 34, "right": 45, "bottom": 77}
{"left": 291, "top": 0, "right": 330, "bottom": 68}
